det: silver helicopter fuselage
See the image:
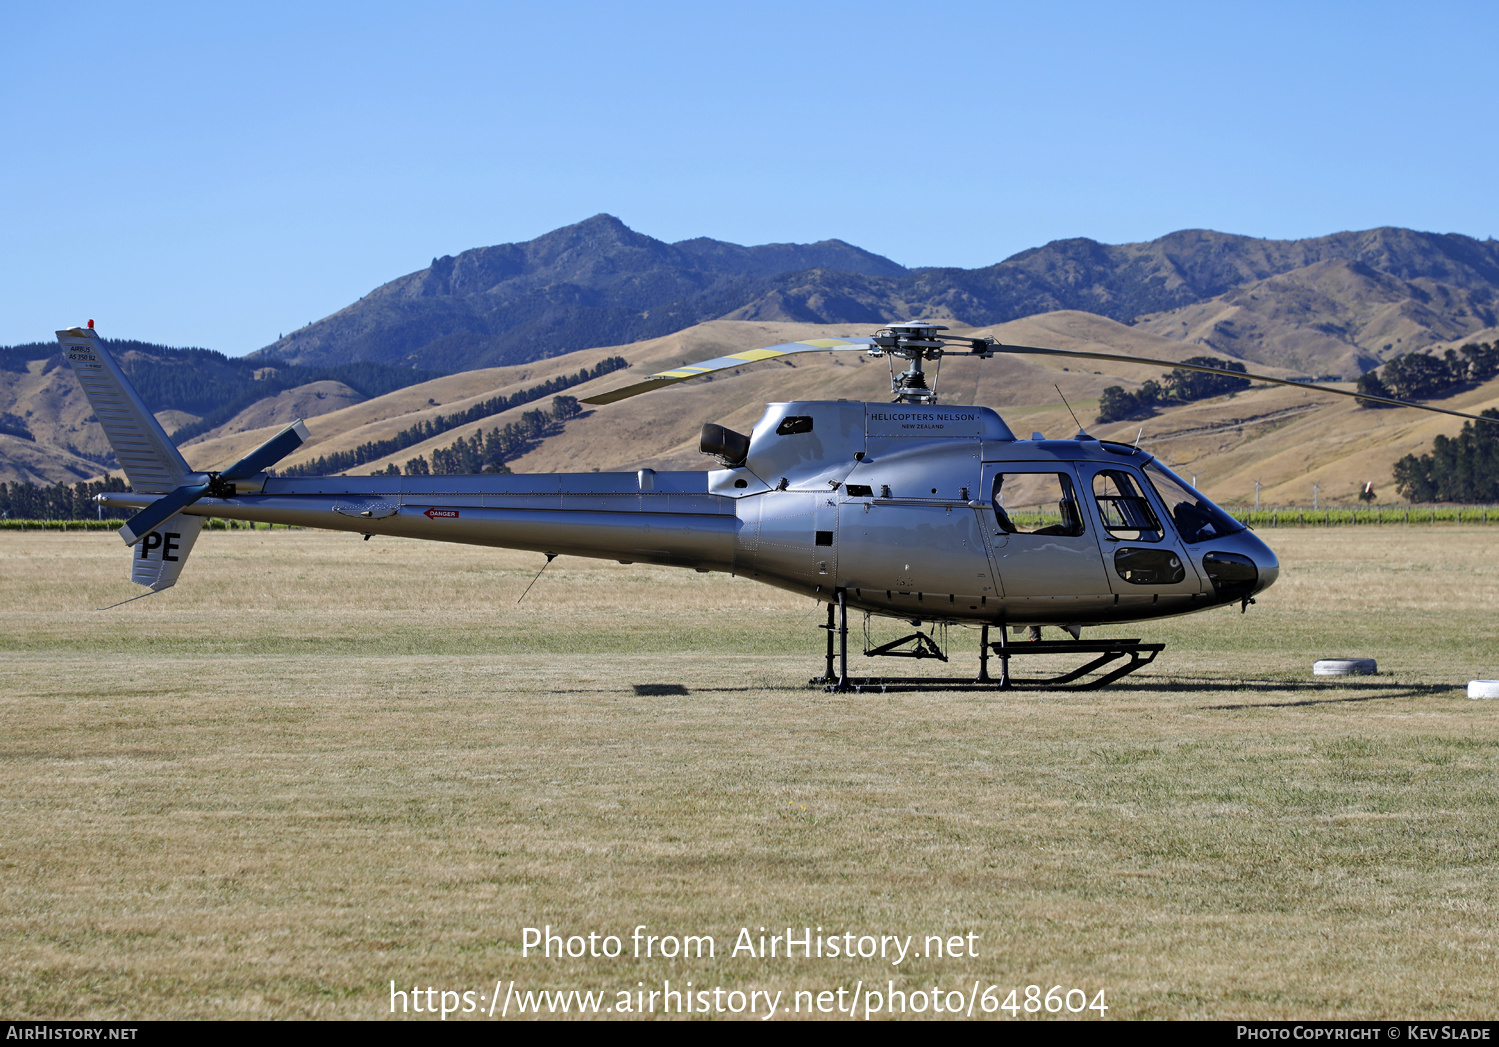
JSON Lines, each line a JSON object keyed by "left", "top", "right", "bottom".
{"left": 102, "top": 398, "right": 1278, "bottom": 627}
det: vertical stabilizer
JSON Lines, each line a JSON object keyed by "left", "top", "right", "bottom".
{"left": 130, "top": 514, "right": 204, "bottom": 591}
{"left": 57, "top": 325, "right": 191, "bottom": 494}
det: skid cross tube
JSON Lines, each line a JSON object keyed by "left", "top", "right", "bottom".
{"left": 864, "top": 630, "right": 948, "bottom": 661}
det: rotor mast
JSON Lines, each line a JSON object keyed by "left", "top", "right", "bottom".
{"left": 872, "top": 322, "right": 953, "bottom": 403}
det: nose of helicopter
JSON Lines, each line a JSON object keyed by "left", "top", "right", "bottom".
{"left": 1238, "top": 530, "right": 1280, "bottom": 593}
{"left": 1199, "top": 530, "right": 1279, "bottom": 600}
{"left": 1251, "top": 540, "right": 1280, "bottom": 593}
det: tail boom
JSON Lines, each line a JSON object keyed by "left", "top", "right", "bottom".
{"left": 98, "top": 473, "right": 740, "bottom": 569}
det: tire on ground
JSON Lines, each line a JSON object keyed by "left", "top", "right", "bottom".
{"left": 1313, "top": 658, "right": 1377, "bottom": 676}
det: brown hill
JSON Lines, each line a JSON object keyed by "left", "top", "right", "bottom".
{"left": 1134, "top": 258, "right": 1495, "bottom": 377}
{"left": 173, "top": 316, "right": 1304, "bottom": 491}
{"left": 0, "top": 364, "right": 369, "bottom": 486}
{"left": 19, "top": 317, "right": 1496, "bottom": 509}
{"left": 332, "top": 316, "right": 1499, "bottom": 508}
{"left": 193, "top": 380, "right": 366, "bottom": 442}
{"left": 0, "top": 356, "right": 125, "bottom": 484}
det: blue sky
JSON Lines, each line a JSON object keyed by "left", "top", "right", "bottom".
{"left": 5, "top": 1, "right": 1496, "bottom": 355}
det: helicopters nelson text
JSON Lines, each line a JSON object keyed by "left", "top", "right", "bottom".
{"left": 867, "top": 409, "right": 980, "bottom": 431}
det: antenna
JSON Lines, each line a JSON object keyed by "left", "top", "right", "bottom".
{"left": 517, "top": 553, "right": 557, "bottom": 604}
{"left": 1054, "top": 385, "right": 1086, "bottom": 435}
{"left": 1133, "top": 427, "right": 1143, "bottom": 450}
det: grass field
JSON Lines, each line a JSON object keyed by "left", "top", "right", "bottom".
{"left": 1, "top": 527, "right": 1496, "bottom": 1020}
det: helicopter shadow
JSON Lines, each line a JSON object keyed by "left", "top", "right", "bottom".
{"left": 631, "top": 683, "right": 690, "bottom": 696}
{"left": 1106, "top": 676, "right": 1460, "bottom": 709}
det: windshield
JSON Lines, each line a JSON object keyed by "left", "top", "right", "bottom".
{"left": 1141, "top": 460, "right": 1246, "bottom": 544}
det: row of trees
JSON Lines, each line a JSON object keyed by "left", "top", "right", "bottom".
{"left": 1371, "top": 343, "right": 1499, "bottom": 502}
{"left": 279, "top": 361, "right": 623, "bottom": 476}
{"left": 1359, "top": 342, "right": 1499, "bottom": 405}
{"left": 395, "top": 397, "right": 580, "bottom": 476}
{"left": 1096, "top": 357, "right": 1251, "bottom": 422}
{"left": 0, "top": 477, "right": 130, "bottom": 519}
{"left": 1392, "top": 409, "right": 1499, "bottom": 502}
{"left": 1096, "top": 342, "right": 1499, "bottom": 425}
{"left": 0, "top": 412, "right": 33, "bottom": 441}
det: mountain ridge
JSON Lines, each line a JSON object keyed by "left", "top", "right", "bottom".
{"left": 9, "top": 219, "right": 1499, "bottom": 489}
{"left": 248, "top": 217, "right": 1499, "bottom": 379}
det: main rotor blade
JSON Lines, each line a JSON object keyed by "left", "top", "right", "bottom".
{"left": 581, "top": 338, "right": 876, "bottom": 405}
{"left": 989, "top": 343, "right": 1499, "bottom": 426}
{"left": 219, "top": 419, "right": 312, "bottom": 480}
{"left": 119, "top": 482, "right": 209, "bottom": 545}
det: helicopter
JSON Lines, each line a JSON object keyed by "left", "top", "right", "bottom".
{"left": 56, "top": 320, "right": 1499, "bottom": 691}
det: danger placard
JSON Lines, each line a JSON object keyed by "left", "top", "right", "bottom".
{"left": 424, "top": 508, "right": 459, "bottom": 519}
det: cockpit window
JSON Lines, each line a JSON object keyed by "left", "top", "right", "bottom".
{"left": 1142, "top": 460, "right": 1246, "bottom": 544}
{"left": 991, "top": 472, "right": 1085, "bottom": 537}
{"left": 1093, "top": 469, "right": 1163, "bottom": 541}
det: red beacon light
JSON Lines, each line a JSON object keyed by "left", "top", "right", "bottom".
{"left": 87, "top": 319, "right": 94, "bottom": 329}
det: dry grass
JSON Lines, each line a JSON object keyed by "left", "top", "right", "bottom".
{"left": 1, "top": 527, "right": 1496, "bottom": 1019}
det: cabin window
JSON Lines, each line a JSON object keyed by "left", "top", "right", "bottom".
{"left": 1093, "top": 469, "right": 1163, "bottom": 541}
{"left": 776, "top": 416, "right": 814, "bottom": 435}
{"left": 1113, "top": 547, "right": 1186, "bottom": 585}
{"left": 991, "top": 472, "right": 1085, "bottom": 536}
{"left": 1142, "top": 461, "right": 1246, "bottom": 544}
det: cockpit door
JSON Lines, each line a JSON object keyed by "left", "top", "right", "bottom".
{"left": 1079, "top": 464, "right": 1206, "bottom": 596}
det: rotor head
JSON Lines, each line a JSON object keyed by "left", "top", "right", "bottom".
{"left": 871, "top": 322, "right": 972, "bottom": 403}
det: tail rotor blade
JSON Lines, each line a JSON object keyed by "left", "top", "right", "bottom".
{"left": 219, "top": 420, "right": 311, "bottom": 480}
{"left": 115, "top": 420, "right": 308, "bottom": 546}
{"left": 119, "top": 482, "right": 210, "bottom": 545}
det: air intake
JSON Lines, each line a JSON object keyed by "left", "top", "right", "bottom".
{"left": 699, "top": 423, "right": 750, "bottom": 467}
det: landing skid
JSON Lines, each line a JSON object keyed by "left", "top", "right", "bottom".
{"left": 809, "top": 594, "right": 1164, "bottom": 692}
